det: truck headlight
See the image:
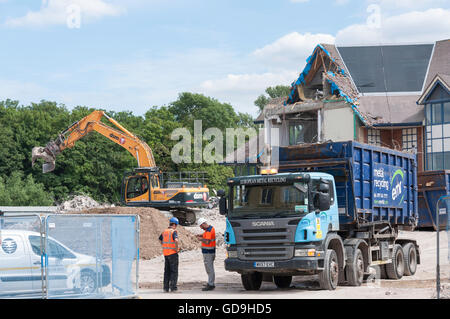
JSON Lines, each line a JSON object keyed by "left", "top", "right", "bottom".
{"left": 295, "top": 249, "right": 316, "bottom": 257}
{"left": 227, "top": 250, "right": 238, "bottom": 258}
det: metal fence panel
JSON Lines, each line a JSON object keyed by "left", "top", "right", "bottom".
{"left": 0, "top": 214, "right": 44, "bottom": 299}
{"left": 436, "top": 197, "right": 450, "bottom": 299}
{"left": 44, "top": 214, "right": 139, "bottom": 299}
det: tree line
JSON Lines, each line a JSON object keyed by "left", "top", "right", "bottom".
{"left": 0, "top": 93, "right": 256, "bottom": 206}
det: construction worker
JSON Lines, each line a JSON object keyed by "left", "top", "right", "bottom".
{"left": 159, "top": 217, "right": 180, "bottom": 292}
{"left": 196, "top": 217, "right": 216, "bottom": 291}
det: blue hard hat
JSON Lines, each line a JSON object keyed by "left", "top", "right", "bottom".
{"left": 170, "top": 217, "right": 179, "bottom": 225}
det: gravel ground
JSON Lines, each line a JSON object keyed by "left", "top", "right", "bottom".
{"left": 137, "top": 224, "right": 450, "bottom": 299}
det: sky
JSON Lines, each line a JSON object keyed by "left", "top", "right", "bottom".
{"left": 0, "top": 0, "right": 449, "bottom": 117}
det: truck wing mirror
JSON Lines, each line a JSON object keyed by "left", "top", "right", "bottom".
{"left": 218, "top": 189, "right": 228, "bottom": 215}
{"left": 314, "top": 192, "right": 331, "bottom": 213}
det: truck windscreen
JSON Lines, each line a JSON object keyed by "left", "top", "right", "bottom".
{"left": 230, "top": 182, "right": 309, "bottom": 218}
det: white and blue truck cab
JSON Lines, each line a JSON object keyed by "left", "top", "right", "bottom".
{"left": 219, "top": 141, "right": 421, "bottom": 290}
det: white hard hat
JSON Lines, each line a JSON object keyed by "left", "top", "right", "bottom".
{"left": 197, "top": 217, "right": 207, "bottom": 226}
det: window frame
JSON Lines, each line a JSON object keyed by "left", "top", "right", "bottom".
{"left": 368, "top": 128, "right": 381, "bottom": 147}
{"left": 401, "top": 128, "right": 417, "bottom": 152}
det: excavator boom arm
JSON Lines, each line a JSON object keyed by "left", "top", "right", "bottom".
{"left": 32, "top": 110, "right": 156, "bottom": 172}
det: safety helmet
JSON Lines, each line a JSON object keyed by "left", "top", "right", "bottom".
{"left": 197, "top": 217, "right": 207, "bottom": 226}
{"left": 169, "top": 217, "right": 179, "bottom": 225}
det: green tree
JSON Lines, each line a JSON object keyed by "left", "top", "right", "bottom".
{"left": 0, "top": 94, "right": 253, "bottom": 203}
{"left": 254, "top": 85, "right": 291, "bottom": 112}
{"left": 0, "top": 172, "right": 53, "bottom": 206}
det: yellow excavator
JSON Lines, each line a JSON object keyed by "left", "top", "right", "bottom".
{"left": 31, "top": 110, "right": 209, "bottom": 224}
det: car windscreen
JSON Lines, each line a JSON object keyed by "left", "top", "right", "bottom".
{"left": 29, "top": 236, "right": 76, "bottom": 259}
{"left": 230, "top": 182, "right": 309, "bottom": 218}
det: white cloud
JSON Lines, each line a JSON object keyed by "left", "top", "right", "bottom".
{"left": 5, "top": 3, "right": 450, "bottom": 117}
{"left": 336, "top": 8, "right": 450, "bottom": 45}
{"left": 335, "top": 0, "right": 350, "bottom": 4}
{"left": 0, "top": 78, "right": 61, "bottom": 104}
{"left": 198, "top": 71, "right": 297, "bottom": 114}
{"left": 5, "top": 0, "right": 124, "bottom": 27}
{"left": 252, "top": 32, "right": 335, "bottom": 70}
{"left": 376, "top": 0, "right": 448, "bottom": 9}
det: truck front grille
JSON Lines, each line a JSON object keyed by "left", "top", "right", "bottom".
{"left": 231, "top": 218, "right": 299, "bottom": 261}
{"left": 241, "top": 246, "right": 292, "bottom": 259}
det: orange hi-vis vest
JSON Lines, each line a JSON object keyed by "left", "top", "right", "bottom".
{"left": 201, "top": 226, "right": 216, "bottom": 252}
{"left": 162, "top": 228, "right": 177, "bottom": 256}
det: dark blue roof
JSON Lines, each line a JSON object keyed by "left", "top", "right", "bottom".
{"left": 337, "top": 44, "right": 434, "bottom": 93}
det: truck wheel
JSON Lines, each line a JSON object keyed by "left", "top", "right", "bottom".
{"left": 386, "top": 244, "right": 404, "bottom": 280}
{"left": 346, "top": 248, "right": 364, "bottom": 286}
{"left": 273, "top": 276, "right": 292, "bottom": 289}
{"left": 241, "top": 272, "right": 262, "bottom": 291}
{"left": 380, "top": 264, "right": 388, "bottom": 279}
{"left": 318, "top": 249, "right": 339, "bottom": 290}
{"left": 402, "top": 243, "right": 417, "bottom": 276}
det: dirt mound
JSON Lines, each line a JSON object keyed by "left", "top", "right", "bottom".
{"left": 75, "top": 206, "right": 201, "bottom": 260}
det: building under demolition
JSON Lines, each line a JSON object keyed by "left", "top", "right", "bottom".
{"left": 224, "top": 39, "right": 450, "bottom": 174}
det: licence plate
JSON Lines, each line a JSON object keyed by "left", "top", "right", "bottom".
{"left": 254, "top": 261, "right": 275, "bottom": 268}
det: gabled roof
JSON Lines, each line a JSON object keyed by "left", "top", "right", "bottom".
{"left": 423, "top": 39, "right": 450, "bottom": 89}
{"left": 417, "top": 73, "right": 450, "bottom": 105}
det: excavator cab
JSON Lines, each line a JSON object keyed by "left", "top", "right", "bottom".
{"left": 121, "top": 168, "right": 210, "bottom": 224}
{"left": 122, "top": 167, "right": 159, "bottom": 205}
{"left": 125, "top": 175, "right": 149, "bottom": 201}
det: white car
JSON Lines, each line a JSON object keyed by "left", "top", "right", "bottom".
{"left": 0, "top": 230, "right": 110, "bottom": 297}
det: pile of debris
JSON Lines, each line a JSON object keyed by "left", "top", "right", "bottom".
{"left": 56, "top": 195, "right": 113, "bottom": 213}
{"left": 75, "top": 206, "right": 201, "bottom": 259}
{"left": 185, "top": 207, "right": 226, "bottom": 247}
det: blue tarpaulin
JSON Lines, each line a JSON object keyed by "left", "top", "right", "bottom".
{"left": 285, "top": 44, "right": 367, "bottom": 125}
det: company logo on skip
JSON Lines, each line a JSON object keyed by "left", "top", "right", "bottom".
{"left": 391, "top": 181, "right": 402, "bottom": 201}
{"left": 391, "top": 169, "right": 404, "bottom": 202}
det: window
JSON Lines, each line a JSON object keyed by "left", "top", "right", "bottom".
{"left": 311, "top": 179, "right": 335, "bottom": 206}
{"left": 368, "top": 129, "right": 381, "bottom": 146}
{"left": 402, "top": 128, "right": 417, "bottom": 152}
{"left": 444, "top": 102, "right": 450, "bottom": 123}
{"left": 28, "top": 236, "right": 76, "bottom": 259}
{"left": 425, "top": 102, "right": 450, "bottom": 170}
{"left": 261, "top": 188, "right": 273, "bottom": 205}
{"left": 126, "top": 176, "right": 148, "bottom": 199}
{"left": 230, "top": 183, "right": 309, "bottom": 218}
{"left": 432, "top": 103, "right": 442, "bottom": 124}
{"left": 29, "top": 236, "right": 42, "bottom": 256}
{"left": 289, "top": 122, "right": 304, "bottom": 145}
{"left": 288, "top": 118, "right": 318, "bottom": 145}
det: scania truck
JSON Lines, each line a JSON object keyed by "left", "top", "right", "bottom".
{"left": 218, "top": 141, "right": 421, "bottom": 290}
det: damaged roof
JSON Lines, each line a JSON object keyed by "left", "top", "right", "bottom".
{"left": 278, "top": 40, "right": 450, "bottom": 127}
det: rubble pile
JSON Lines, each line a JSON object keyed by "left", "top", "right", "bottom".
{"left": 57, "top": 195, "right": 113, "bottom": 213}
{"left": 185, "top": 207, "right": 226, "bottom": 247}
{"left": 75, "top": 206, "right": 201, "bottom": 259}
